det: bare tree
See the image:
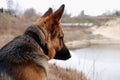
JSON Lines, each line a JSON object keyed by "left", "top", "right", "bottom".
{"left": 7, "top": 0, "right": 13, "bottom": 10}
{"left": 114, "top": 10, "right": 120, "bottom": 16}
{"left": 6, "top": 0, "right": 14, "bottom": 15}
{"left": 0, "top": 8, "right": 3, "bottom": 13}
{"left": 23, "top": 8, "right": 39, "bottom": 21}
{"left": 24, "top": 8, "right": 36, "bottom": 18}
{"left": 14, "top": 3, "right": 22, "bottom": 16}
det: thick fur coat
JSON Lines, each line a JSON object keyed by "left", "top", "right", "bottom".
{"left": 0, "top": 4, "right": 71, "bottom": 80}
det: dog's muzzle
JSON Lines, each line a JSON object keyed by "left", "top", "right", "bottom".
{"left": 54, "top": 48, "right": 71, "bottom": 60}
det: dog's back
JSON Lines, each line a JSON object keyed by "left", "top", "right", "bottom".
{"left": 0, "top": 25, "right": 48, "bottom": 80}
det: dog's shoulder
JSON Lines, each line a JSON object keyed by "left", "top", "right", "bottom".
{"left": 0, "top": 33, "right": 40, "bottom": 63}
{"left": 0, "top": 34, "right": 48, "bottom": 80}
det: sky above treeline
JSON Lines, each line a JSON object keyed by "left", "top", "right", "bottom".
{"left": 0, "top": 0, "right": 120, "bottom": 16}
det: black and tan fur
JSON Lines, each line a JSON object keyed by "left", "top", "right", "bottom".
{"left": 0, "top": 4, "right": 71, "bottom": 80}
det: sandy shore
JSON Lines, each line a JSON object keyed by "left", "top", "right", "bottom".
{"left": 66, "top": 18, "right": 120, "bottom": 50}
{"left": 66, "top": 39, "right": 120, "bottom": 49}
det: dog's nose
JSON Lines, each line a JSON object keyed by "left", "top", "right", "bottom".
{"left": 54, "top": 48, "right": 71, "bottom": 60}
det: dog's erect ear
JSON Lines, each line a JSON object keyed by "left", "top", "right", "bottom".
{"left": 36, "top": 4, "right": 65, "bottom": 34}
{"left": 42, "top": 8, "right": 53, "bottom": 17}
{"left": 52, "top": 4, "right": 65, "bottom": 21}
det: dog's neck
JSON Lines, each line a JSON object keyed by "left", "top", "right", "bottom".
{"left": 24, "top": 25, "right": 49, "bottom": 56}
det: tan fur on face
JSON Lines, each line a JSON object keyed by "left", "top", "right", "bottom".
{"left": 35, "top": 5, "right": 65, "bottom": 60}
{"left": 51, "top": 26, "right": 64, "bottom": 51}
{"left": 36, "top": 23, "right": 56, "bottom": 60}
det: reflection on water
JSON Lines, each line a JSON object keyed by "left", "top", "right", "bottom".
{"left": 49, "top": 45, "right": 120, "bottom": 80}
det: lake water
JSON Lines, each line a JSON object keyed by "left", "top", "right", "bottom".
{"left": 49, "top": 45, "right": 120, "bottom": 80}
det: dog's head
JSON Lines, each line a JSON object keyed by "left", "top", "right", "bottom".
{"left": 36, "top": 4, "right": 71, "bottom": 60}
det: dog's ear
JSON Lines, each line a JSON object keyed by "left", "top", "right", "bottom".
{"left": 42, "top": 8, "right": 53, "bottom": 17}
{"left": 52, "top": 4, "right": 65, "bottom": 21}
{"left": 46, "top": 4, "right": 64, "bottom": 35}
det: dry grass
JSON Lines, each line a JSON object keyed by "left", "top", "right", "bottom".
{"left": 48, "top": 64, "right": 87, "bottom": 80}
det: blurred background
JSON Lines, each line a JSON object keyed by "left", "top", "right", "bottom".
{"left": 0, "top": 0, "right": 120, "bottom": 80}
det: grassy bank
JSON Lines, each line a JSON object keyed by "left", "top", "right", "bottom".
{"left": 48, "top": 64, "right": 87, "bottom": 80}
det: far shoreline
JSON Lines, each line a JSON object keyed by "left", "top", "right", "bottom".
{"left": 66, "top": 39, "right": 120, "bottom": 50}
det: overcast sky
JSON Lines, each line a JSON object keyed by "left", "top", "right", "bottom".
{"left": 0, "top": 0, "right": 120, "bottom": 16}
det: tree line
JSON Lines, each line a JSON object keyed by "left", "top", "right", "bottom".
{"left": 1, "top": 0, "right": 120, "bottom": 23}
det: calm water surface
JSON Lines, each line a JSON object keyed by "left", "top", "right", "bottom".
{"left": 49, "top": 45, "right": 120, "bottom": 80}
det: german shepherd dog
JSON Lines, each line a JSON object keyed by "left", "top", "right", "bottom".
{"left": 0, "top": 4, "right": 71, "bottom": 80}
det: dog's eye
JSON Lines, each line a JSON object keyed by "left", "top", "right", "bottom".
{"left": 59, "top": 36, "right": 63, "bottom": 39}
{"left": 44, "top": 22, "right": 46, "bottom": 24}
{"left": 51, "top": 23, "right": 54, "bottom": 26}
{"left": 58, "top": 33, "right": 64, "bottom": 39}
